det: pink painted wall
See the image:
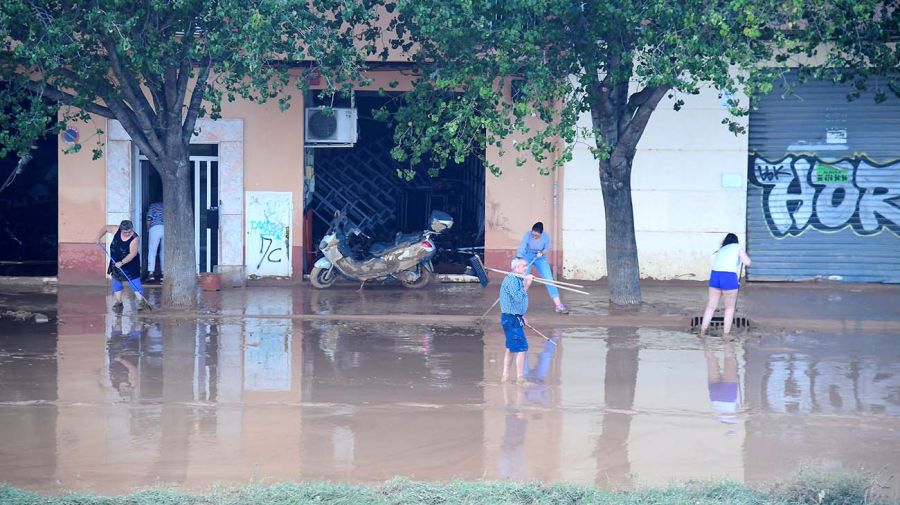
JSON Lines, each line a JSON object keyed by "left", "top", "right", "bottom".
{"left": 217, "top": 82, "right": 305, "bottom": 278}
{"left": 57, "top": 113, "right": 109, "bottom": 285}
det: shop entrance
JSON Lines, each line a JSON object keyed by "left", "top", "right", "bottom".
{"left": 303, "top": 93, "right": 485, "bottom": 274}
{"left": 137, "top": 144, "right": 220, "bottom": 277}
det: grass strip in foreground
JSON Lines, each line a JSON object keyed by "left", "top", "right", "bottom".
{"left": 0, "top": 472, "right": 895, "bottom": 505}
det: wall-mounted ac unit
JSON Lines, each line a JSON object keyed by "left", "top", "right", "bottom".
{"left": 304, "top": 107, "right": 358, "bottom": 146}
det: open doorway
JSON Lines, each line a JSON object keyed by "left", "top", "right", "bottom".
{"left": 303, "top": 92, "right": 485, "bottom": 274}
{"left": 136, "top": 144, "right": 220, "bottom": 279}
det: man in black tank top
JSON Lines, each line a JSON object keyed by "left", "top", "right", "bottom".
{"left": 96, "top": 220, "right": 148, "bottom": 312}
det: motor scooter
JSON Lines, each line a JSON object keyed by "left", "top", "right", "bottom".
{"left": 310, "top": 209, "right": 454, "bottom": 289}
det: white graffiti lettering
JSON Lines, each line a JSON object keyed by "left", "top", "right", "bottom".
{"left": 750, "top": 155, "right": 900, "bottom": 237}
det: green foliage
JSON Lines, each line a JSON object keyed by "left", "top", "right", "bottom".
{"left": 0, "top": 473, "right": 896, "bottom": 505}
{"left": 380, "top": 0, "right": 897, "bottom": 177}
{"left": 0, "top": 0, "right": 380, "bottom": 167}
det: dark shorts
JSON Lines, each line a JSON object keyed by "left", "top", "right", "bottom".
{"left": 501, "top": 314, "right": 528, "bottom": 353}
{"left": 709, "top": 270, "right": 739, "bottom": 291}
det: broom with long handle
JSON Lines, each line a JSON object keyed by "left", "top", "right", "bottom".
{"left": 483, "top": 267, "right": 590, "bottom": 295}
{"left": 523, "top": 320, "right": 556, "bottom": 345}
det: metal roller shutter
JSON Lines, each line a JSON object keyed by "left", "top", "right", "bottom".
{"left": 747, "top": 72, "right": 900, "bottom": 283}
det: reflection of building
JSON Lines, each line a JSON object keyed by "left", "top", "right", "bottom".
{"left": 743, "top": 335, "right": 900, "bottom": 495}
{"left": 0, "top": 317, "right": 58, "bottom": 488}
{"left": 50, "top": 289, "right": 304, "bottom": 493}
{"left": 299, "top": 323, "right": 485, "bottom": 481}
{"left": 6, "top": 300, "right": 897, "bottom": 495}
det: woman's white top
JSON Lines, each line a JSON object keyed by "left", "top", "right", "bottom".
{"left": 711, "top": 243, "right": 742, "bottom": 274}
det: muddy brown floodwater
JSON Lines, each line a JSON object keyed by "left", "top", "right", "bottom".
{"left": 1, "top": 308, "right": 898, "bottom": 498}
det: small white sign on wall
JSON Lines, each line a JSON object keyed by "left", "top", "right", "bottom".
{"left": 246, "top": 191, "right": 292, "bottom": 277}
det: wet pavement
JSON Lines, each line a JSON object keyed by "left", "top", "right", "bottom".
{"left": 0, "top": 281, "right": 899, "bottom": 496}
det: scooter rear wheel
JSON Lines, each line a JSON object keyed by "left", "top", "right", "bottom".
{"left": 310, "top": 266, "right": 337, "bottom": 289}
{"left": 402, "top": 267, "right": 432, "bottom": 289}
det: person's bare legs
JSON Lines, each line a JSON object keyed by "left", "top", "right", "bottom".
{"left": 700, "top": 287, "right": 722, "bottom": 335}
{"left": 722, "top": 290, "right": 739, "bottom": 338}
{"left": 723, "top": 342, "right": 738, "bottom": 382}
{"left": 705, "top": 345, "right": 722, "bottom": 384}
{"left": 502, "top": 349, "right": 512, "bottom": 382}
{"left": 515, "top": 352, "right": 526, "bottom": 383}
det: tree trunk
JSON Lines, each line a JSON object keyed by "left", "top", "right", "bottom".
{"left": 598, "top": 159, "right": 641, "bottom": 305}
{"left": 159, "top": 149, "right": 196, "bottom": 307}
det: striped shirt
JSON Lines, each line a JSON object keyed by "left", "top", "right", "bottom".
{"left": 500, "top": 274, "right": 528, "bottom": 315}
{"left": 147, "top": 202, "right": 164, "bottom": 227}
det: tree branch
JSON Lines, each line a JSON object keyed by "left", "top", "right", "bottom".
{"left": 613, "top": 86, "right": 669, "bottom": 165}
{"left": 172, "top": 58, "right": 192, "bottom": 121}
{"left": 103, "top": 96, "right": 162, "bottom": 164}
{"left": 626, "top": 87, "right": 658, "bottom": 117}
{"left": 16, "top": 79, "right": 116, "bottom": 118}
{"left": 171, "top": 17, "right": 197, "bottom": 118}
{"left": 103, "top": 39, "right": 165, "bottom": 154}
{"left": 181, "top": 57, "right": 211, "bottom": 145}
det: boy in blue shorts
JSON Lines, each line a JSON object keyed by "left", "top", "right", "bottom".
{"left": 500, "top": 257, "right": 534, "bottom": 383}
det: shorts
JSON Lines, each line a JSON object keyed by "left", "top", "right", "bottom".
{"left": 708, "top": 381, "right": 739, "bottom": 403}
{"left": 112, "top": 277, "right": 144, "bottom": 296}
{"left": 501, "top": 313, "right": 528, "bottom": 353}
{"left": 708, "top": 270, "right": 739, "bottom": 291}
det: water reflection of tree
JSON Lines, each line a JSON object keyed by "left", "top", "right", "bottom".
{"left": 595, "top": 327, "right": 639, "bottom": 488}
{"left": 148, "top": 320, "right": 198, "bottom": 485}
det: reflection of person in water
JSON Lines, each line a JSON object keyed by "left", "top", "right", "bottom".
{"left": 499, "top": 383, "right": 527, "bottom": 479}
{"left": 108, "top": 316, "right": 143, "bottom": 399}
{"left": 704, "top": 339, "right": 740, "bottom": 424}
{"left": 522, "top": 332, "right": 559, "bottom": 406}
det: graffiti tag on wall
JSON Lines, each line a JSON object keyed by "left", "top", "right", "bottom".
{"left": 246, "top": 191, "right": 292, "bottom": 276}
{"left": 749, "top": 155, "right": 900, "bottom": 237}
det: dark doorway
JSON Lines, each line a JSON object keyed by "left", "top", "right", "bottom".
{"left": 0, "top": 133, "right": 58, "bottom": 276}
{"left": 303, "top": 93, "right": 485, "bottom": 274}
{"left": 138, "top": 144, "right": 219, "bottom": 277}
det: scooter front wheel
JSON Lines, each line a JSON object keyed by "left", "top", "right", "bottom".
{"left": 310, "top": 266, "right": 337, "bottom": 289}
{"left": 402, "top": 267, "right": 432, "bottom": 289}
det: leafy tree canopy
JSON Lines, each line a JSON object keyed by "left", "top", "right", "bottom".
{"left": 382, "top": 0, "right": 898, "bottom": 179}
{"left": 0, "top": 0, "right": 379, "bottom": 164}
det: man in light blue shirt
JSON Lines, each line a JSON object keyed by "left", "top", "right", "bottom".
{"left": 516, "top": 221, "right": 568, "bottom": 314}
{"left": 499, "top": 257, "right": 533, "bottom": 382}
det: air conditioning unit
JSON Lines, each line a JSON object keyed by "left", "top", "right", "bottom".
{"left": 304, "top": 107, "right": 358, "bottom": 145}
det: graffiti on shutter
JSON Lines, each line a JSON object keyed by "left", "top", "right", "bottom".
{"left": 749, "top": 155, "right": 900, "bottom": 238}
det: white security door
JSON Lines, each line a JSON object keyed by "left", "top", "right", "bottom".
{"left": 246, "top": 191, "right": 292, "bottom": 277}
{"left": 193, "top": 156, "right": 219, "bottom": 273}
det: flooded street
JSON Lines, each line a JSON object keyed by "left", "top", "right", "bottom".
{"left": 1, "top": 286, "right": 899, "bottom": 497}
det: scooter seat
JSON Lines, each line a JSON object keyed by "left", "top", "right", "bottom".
{"left": 394, "top": 232, "right": 423, "bottom": 245}
{"left": 368, "top": 232, "right": 424, "bottom": 256}
{"left": 368, "top": 241, "right": 396, "bottom": 256}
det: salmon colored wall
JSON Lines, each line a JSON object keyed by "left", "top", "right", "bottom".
{"left": 483, "top": 120, "right": 559, "bottom": 274}
{"left": 57, "top": 113, "right": 108, "bottom": 285}
{"left": 218, "top": 81, "right": 305, "bottom": 277}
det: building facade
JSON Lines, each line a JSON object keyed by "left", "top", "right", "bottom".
{"left": 54, "top": 72, "right": 899, "bottom": 285}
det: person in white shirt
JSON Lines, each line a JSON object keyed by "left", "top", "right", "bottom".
{"left": 699, "top": 233, "right": 751, "bottom": 337}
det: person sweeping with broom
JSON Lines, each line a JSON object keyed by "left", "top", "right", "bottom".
{"left": 698, "top": 233, "right": 751, "bottom": 338}
{"left": 500, "top": 257, "right": 533, "bottom": 383}
{"left": 96, "top": 220, "right": 151, "bottom": 313}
